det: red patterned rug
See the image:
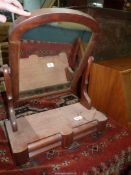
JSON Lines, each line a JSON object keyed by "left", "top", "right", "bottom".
{"left": 0, "top": 95, "right": 131, "bottom": 175}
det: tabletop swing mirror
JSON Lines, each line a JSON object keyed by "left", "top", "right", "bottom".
{"left": 1, "top": 8, "right": 107, "bottom": 165}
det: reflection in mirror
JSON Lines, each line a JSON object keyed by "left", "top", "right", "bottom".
{"left": 19, "top": 22, "right": 92, "bottom": 98}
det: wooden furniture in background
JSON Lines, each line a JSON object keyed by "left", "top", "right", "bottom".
{"left": 0, "top": 22, "right": 11, "bottom": 42}
{"left": 88, "top": 57, "right": 131, "bottom": 129}
{"left": 0, "top": 42, "right": 9, "bottom": 65}
{"left": 66, "top": 0, "right": 87, "bottom": 7}
{"left": 103, "top": 0, "right": 124, "bottom": 10}
{"left": 41, "top": 0, "right": 60, "bottom": 8}
{"left": 0, "top": 22, "right": 11, "bottom": 65}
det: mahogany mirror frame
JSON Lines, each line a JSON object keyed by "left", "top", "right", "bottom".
{"left": 8, "top": 8, "right": 99, "bottom": 101}
{"left": 0, "top": 9, "right": 107, "bottom": 162}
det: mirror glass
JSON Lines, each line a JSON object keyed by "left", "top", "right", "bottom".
{"left": 19, "top": 21, "right": 92, "bottom": 98}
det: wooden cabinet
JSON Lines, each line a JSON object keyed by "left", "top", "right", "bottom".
{"left": 88, "top": 58, "right": 131, "bottom": 129}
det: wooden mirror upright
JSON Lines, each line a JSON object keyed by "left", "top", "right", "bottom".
{"left": 1, "top": 8, "right": 107, "bottom": 165}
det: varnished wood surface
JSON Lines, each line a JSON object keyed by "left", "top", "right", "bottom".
{"left": 88, "top": 57, "right": 131, "bottom": 129}
{"left": 10, "top": 8, "right": 98, "bottom": 41}
{"left": 5, "top": 102, "right": 107, "bottom": 155}
{"left": 96, "top": 57, "right": 131, "bottom": 71}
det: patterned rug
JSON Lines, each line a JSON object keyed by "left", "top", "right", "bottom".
{"left": 0, "top": 93, "right": 79, "bottom": 120}
{"left": 0, "top": 94, "right": 131, "bottom": 175}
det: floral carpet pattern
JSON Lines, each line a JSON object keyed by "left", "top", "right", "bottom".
{"left": 0, "top": 120, "right": 131, "bottom": 174}
{"left": 0, "top": 96, "right": 130, "bottom": 175}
